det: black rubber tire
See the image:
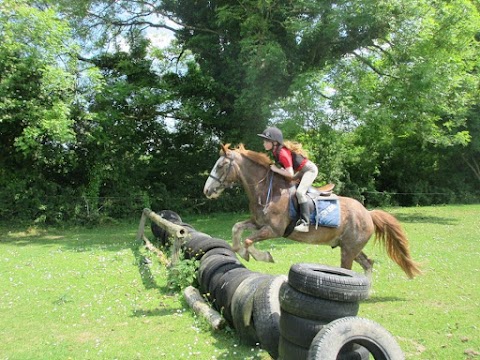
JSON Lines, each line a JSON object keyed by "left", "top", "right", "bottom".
{"left": 198, "top": 254, "right": 241, "bottom": 294}
{"left": 279, "top": 310, "right": 329, "bottom": 349}
{"left": 279, "top": 283, "right": 359, "bottom": 322}
{"left": 214, "top": 267, "right": 254, "bottom": 324}
{"left": 338, "top": 344, "right": 371, "bottom": 360}
{"left": 278, "top": 335, "right": 309, "bottom": 360}
{"left": 230, "top": 274, "right": 274, "bottom": 345}
{"left": 182, "top": 234, "right": 213, "bottom": 259}
{"left": 150, "top": 210, "right": 183, "bottom": 246}
{"left": 288, "top": 263, "right": 371, "bottom": 302}
{"left": 201, "top": 247, "right": 238, "bottom": 261}
{"left": 252, "top": 275, "right": 287, "bottom": 359}
{"left": 207, "top": 262, "right": 246, "bottom": 304}
{"left": 188, "top": 237, "right": 233, "bottom": 260}
{"left": 307, "top": 317, "right": 404, "bottom": 360}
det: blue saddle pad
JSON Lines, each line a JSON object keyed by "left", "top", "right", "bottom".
{"left": 314, "top": 199, "right": 341, "bottom": 228}
{"left": 289, "top": 198, "right": 341, "bottom": 228}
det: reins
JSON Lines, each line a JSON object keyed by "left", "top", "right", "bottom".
{"left": 264, "top": 170, "right": 274, "bottom": 212}
{"left": 207, "top": 153, "right": 235, "bottom": 190}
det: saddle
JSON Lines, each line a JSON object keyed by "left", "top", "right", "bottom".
{"left": 308, "top": 183, "right": 335, "bottom": 197}
{"left": 285, "top": 183, "right": 339, "bottom": 236}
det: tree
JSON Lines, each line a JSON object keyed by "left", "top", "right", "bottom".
{"left": 55, "top": 0, "right": 411, "bottom": 144}
{"left": 0, "top": 0, "right": 79, "bottom": 221}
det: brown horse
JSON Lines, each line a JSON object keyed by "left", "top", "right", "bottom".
{"left": 203, "top": 144, "right": 422, "bottom": 279}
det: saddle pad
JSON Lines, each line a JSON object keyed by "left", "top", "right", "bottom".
{"left": 289, "top": 198, "right": 341, "bottom": 228}
{"left": 314, "top": 199, "right": 341, "bottom": 228}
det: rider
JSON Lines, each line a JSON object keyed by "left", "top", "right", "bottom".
{"left": 257, "top": 126, "right": 319, "bottom": 232}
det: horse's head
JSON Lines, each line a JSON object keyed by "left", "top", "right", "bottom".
{"left": 203, "top": 144, "right": 239, "bottom": 199}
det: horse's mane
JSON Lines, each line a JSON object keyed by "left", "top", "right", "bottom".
{"left": 223, "top": 143, "right": 271, "bottom": 168}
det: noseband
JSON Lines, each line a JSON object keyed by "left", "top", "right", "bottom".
{"left": 208, "top": 153, "right": 236, "bottom": 190}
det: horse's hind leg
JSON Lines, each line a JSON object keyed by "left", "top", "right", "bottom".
{"left": 340, "top": 247, "right": 355, "bottom": 270}
{"left": 354, "top": 251, "right": 374, "bottom": 281}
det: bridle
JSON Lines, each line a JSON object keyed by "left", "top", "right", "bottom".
{"left": 207, "top": 152, "right": 236, "bottom": 191}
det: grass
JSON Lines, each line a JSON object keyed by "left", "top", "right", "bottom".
{"left": 0, "top": 204, "right": 479, "bottom": 359}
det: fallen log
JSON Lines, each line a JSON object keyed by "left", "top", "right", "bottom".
{"left": 142, "top": 235, "right": 170, "bottom": 267}
{"left": 183, "top": 285, "right": 226, "bottom": 331}
{"left": 136, "top": 208, "right": 189, "bottom": 266}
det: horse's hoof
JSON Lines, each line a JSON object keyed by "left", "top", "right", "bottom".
{"left": 250, "top": 251, "right": 275, "bottom": 263}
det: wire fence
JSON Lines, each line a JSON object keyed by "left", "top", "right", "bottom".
{"left": 2, "top": 190, "right": 479, "bottom": 225}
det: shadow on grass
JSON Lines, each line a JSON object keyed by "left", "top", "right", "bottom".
{"left": 393, "top": 213, "right": 457, "bottom": 225}
{"left": 131, "top": 242, "right": 164, "bottom": 292}
{"left": 131, "top": 308, "right": 178, "bottom": 317}
{"left": 0, "top": 224, "right": 139, "bottom": 253}
{"left": 363, "top": 296, "right": 407, "bottom": 304}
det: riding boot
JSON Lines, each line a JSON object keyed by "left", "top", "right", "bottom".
{"left": 294, "top": 202, "right": 310, "bottom": 233}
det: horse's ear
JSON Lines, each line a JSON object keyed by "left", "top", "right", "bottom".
{"left": 220, "top": 143, "right": 230, "bottom": 155}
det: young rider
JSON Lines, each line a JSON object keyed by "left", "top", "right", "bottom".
{"left": 257, "top": 127, "right": 319, "bottom": 232}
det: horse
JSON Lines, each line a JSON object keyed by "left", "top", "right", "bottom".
{"left": 203, "top": 143, "right": 422, "bottom": 279}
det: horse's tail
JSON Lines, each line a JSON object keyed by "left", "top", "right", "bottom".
{"left": 370, "top": 210, "right": 422, "bottom": 279}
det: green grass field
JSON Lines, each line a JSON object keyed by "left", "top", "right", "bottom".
{"left": 1, "top": 205, "right": 479, "bottom": 359}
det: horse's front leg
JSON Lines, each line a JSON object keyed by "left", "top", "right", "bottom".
{"left": 232, "top": 219, "right": 258, "bottom": 261}
{"left": 244, "top": 226, "right": 277, "bottom": 263}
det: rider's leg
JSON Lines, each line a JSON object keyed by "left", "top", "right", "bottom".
{"left": 294, "top": 162, "right": 318, "bottom": 233}
{"left": 294, "top": 201, "right": 310, "bottom": 232}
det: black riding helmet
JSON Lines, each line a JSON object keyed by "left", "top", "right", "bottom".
{"left": 257, "top": 127, "right": 284, "bottom": 144}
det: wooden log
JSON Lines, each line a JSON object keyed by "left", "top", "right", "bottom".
{"left": 136, "top": 208, "right": 190, "bottom": 267}
{"left": 135, "top": 211, "right": 147, "bottom": 242}
{"left": 143, "top": 208, "right": 187, "bottom": 239}
{"left": 183, "top": 285, "right": 226, "bottom": 331}
{"left": 142, "top": 235, "right": 170, "bottom": 267}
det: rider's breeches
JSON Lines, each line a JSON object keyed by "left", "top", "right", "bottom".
{"left": 296, "top": 160, "right": 318, "bottom": 204}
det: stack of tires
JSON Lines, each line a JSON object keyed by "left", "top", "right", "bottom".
{"left": 182, "top": 231, "right": 286, "bottom": 359}
{"left": 278, "top": 263, "right": 371, "bottom": 360}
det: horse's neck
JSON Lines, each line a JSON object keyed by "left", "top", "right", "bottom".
{"left": 237, "top": 158, "right": 268, "bottom": 200}
{"left": 237, "top": 156, "right": 288, "bottom": 205}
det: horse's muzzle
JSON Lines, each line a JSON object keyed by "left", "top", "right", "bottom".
{"left": 203, "top": 186, "right": 220, "bottom": 199}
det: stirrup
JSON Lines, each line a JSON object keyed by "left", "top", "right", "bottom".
{"left": 294, "top": 221, "right": 309, "bottom": 233}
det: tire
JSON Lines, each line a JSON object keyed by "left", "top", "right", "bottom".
{"left": 288, "top": 263, "right": 370, "bottom": 302}
{"left": 201, "top": 247, "right": 238, "bottom": 261}
{"left": 230, "top": 274, "right": 274, "bottom": 345}
{"left": 198, "top": 254, "right": 241, "bottom": 294}
{"left": 338, "top": 344, "right": 370, "bottom": 360}
{"left": 188, "top": 237, "right": 233, "bottom": 260}
{"left": 252, "top": 275, "right": 287, "bottom": 359}
{"left": 182, "top": 234, "right": 213, "bottom": 259}
{"left": 279, "top": 310, "right": 329, "bottom": 349}
{"left": 214, "top": 268, "right": 255, "bottom": 323}
{"left": 307, "top": 317, "right": 404, "bottom": 360}
{"left": 150, "top": 210, "right": 183, "bottom": 246}
{"left": 278, "top": 335, "right": 309, "bottom": 360}
{"left": 207, "top": 262, "right": 246, "bottom": 304}
{"left": 279, "top": 283, "right": 359, "bottom": 322}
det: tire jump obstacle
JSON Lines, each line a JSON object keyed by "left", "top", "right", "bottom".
{"left": 136, "top": 208, "right": 405, "bottom": 360}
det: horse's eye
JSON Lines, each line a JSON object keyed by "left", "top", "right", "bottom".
{"left": 217, "top": 159, "right": 228, "bottom": 169}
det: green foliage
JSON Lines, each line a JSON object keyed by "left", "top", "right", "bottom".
{"left": 166, "top": 254, "right": 199, "bottom": 292}
{"left": 1, "top": 0, "right": 480, "bottom": 225}
{"left": 0, "top": 0, "right": 77, "bottom": 155}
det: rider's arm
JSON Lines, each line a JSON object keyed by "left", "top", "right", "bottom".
{"left": 270, "top": 164, "right": 294, "bottom": 180}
